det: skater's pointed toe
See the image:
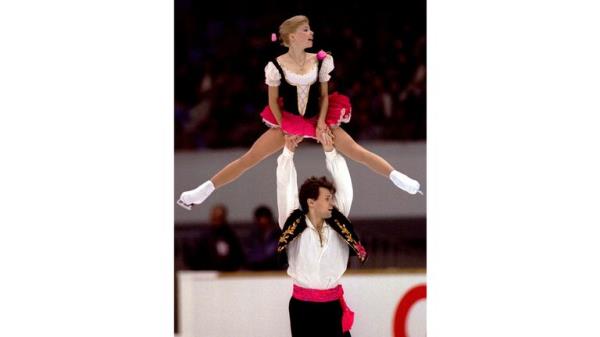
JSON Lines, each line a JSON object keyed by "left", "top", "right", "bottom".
{"left": 177, "top": 199, "right": 193, "bottom": 211}
{"left": 389, "top": 170, "right": 421, "bottom": 195}
{"left": 177, "top": 181, "right": 215, "bottom": 210}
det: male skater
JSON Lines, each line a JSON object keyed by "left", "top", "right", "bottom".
{"left": 276, "top": 135, "right": 367, "bottom": 337}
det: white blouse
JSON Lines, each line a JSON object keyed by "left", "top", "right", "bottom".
{"left": 264, "top": 54, "right": 335, "bottom": 116}
{"left": 276, "top": 147, "right": 354, "bottom": 290}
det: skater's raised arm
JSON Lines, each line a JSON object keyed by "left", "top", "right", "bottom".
{"left": 323, "top": 146, "right": 353, "bottom": 217}
{"left": 276, "top": 135, "right": 303, "bottom": 229}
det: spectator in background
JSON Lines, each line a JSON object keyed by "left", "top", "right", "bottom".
{"left": 193, "top": 204, "right": 245, "bottom": 271}
{"left": 245, "top": 205, "right": 284, "bottom": 270}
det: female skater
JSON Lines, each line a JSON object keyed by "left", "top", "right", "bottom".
{"left": 178, "top": 15, "right": 420, "bottom": 210}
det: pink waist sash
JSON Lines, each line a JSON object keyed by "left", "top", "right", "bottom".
{"left": 292, "top": 284, "right": 354, "bottom": 332}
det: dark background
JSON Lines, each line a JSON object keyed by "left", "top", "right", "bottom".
{"left": 175, "top": 0, "right": 426, "bottom": 149}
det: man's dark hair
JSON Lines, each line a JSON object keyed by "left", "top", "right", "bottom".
{"left": 254, "top": 205, "right": 273, "bottom": 219}
{"left": 298, "top": 176, "right": 336, "bottom": 212}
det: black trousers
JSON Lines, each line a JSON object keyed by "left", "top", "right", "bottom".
{"left": 289, "top": 297, "right": 352, "bottom": 337}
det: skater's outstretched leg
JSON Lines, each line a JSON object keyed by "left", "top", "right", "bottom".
{"left": 178, "top": 128, "right": 286, "bottom": 209}
{"left": 331, "top": 127, "right": 421, "bottom": 195}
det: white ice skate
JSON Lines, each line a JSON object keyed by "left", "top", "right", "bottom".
{"left": 176, "top": 180, "right": 215, "bottom": 211}
{"left": 390, "top": 170, "right": 423, "bottom": 195}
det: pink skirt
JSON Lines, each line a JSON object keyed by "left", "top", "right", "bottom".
{"left": 260, "top": 92, "right": 352, "bottom": 139}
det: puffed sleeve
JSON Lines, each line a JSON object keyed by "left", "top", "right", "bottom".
{"left": 264, "top": 61, "right": 281, "bottom": 86}
{"left": 318, "top": 54, "right": 335, "bottom": 82}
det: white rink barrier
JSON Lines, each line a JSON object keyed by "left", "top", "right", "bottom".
{"left": 178, "top": 269, "right": 426, "bottom": 337}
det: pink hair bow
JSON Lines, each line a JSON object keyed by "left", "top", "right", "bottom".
{"left": 317, "top": 50, "right": 328, "bottom": 61}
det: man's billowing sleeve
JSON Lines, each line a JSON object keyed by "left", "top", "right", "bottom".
{"left": 324, "top": 149, "right": 353, "bottom": 216}
{"left": 276, "top": 146, "right": 300, "bottom": 229}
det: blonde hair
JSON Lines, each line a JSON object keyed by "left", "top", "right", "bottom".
{"left": 278, "top": 15, "right": 309, "bottom": 47}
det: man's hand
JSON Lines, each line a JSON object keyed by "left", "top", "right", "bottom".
{"left": 321, "top": 139, "right": 334, "bottom": 153}
{"left": 284, "top": 134, "right": 303, "bottom": 152}
{"left": 316, "top": 123, "right": 334, "bottom": 151}
{"left": 316, "top": 121, "right": 334, "bottom": 148}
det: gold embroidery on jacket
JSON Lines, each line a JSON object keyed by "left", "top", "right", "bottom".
{"left": 334, "top": 219, "right": 362, "bottom": 257}
{"left": 335, "top": 219, "right": 356, "bottom": 245}
{"left": 277, "top": 218, "right": 301, "bottom": 252}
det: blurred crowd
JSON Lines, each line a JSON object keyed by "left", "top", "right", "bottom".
{"left": 175, "top": 204, "right": 285, "bottom": 272}
{"left": 175, "top": 0, "right": 426, "bottom": 150}
{"left": 174, "top": 203, "right": 426, "bottom": 272}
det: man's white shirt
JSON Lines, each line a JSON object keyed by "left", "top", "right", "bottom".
{"left": 276, "top": 147, "right": 353, "bottom": 290}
